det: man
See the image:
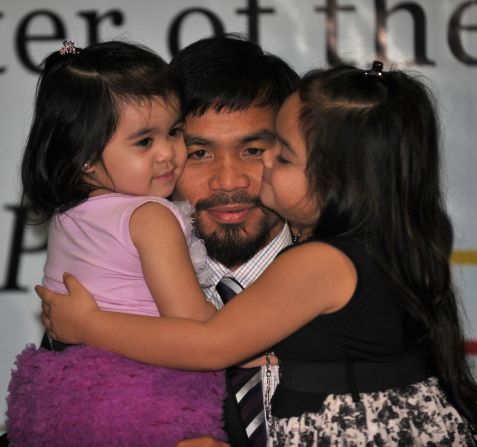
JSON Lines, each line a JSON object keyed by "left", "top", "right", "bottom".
{"left": 169, "top": 35, "right": 299, "bottom": 447}
{"left": 27, "top": 35, "right": 298, "bottom": 447}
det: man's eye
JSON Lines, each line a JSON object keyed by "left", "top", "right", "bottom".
{"left": 188, "top": 149, "right": 211, "bottom": 160}
{"left": 244, "top": 148, "right": 265, "bottom": 157}
{"left": 136, "top": 137, "right": 153, "bottom": 148}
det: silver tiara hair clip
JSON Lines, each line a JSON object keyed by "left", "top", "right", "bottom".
{"left": 364, "top": 60, "right": 383, "bottom": 77}
{"left": 59, "top": 40, "right": 79, "bottom": 56}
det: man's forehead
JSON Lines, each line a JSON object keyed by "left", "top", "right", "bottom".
{"left": 187, "top": 105, "right": 276, "bottom": 122}
{"left": 184, "top": 111, "right": 277, "bottom": 150}
{"left": 185, "top": 105, "right": 276, "bottom": 135}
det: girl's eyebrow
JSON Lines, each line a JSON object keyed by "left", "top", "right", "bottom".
{"left": 276, "top": 133, "right": 296, "bottom": 156}
{"left": 127, "top": 118, "right": 183, "bottom": 140}
{"left": 127, "top": 127, "right": 155, "bottom": 140}
{"left": 171, "top": 117, "right": 185, "bottom": 128}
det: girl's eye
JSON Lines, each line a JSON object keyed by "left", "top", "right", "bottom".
{"left": 136, "top": 137, "right": 153, "bottom": 148}
{"left": 169, "top": 126, "right": 184, "bottom": 138}
{"left": 276, "top": 154, "right": 290, "bottom": 164}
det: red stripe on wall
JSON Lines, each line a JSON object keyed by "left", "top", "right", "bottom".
{"left": 465, "top": 341, "right": 477, "bottom": 355}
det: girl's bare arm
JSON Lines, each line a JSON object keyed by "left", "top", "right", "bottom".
{"left": 40, "top": 242, "right": 356, "bottom": 370}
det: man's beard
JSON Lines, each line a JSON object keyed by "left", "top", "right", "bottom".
{"left": 195, "top": 191, "right": 277, "bottom": 268}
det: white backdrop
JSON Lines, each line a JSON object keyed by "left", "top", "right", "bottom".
{"left": 0, "top": 0, "right": 476, "bottom": 432}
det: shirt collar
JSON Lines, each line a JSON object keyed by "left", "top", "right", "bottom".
{"left": 206, "top": 223, "right": 292, "bottom": 288}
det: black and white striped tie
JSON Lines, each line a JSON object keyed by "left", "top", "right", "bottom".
{"left": 216, "top": 277, "right": 267, "bottom": 446}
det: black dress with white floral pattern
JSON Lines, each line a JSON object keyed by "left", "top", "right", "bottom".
{"left": 268, "top": 237, "right": 476, "bottom": 446}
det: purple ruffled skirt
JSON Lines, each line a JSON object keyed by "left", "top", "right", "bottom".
{"left": 7, "top": 345, "right": 226, "bottom": 446}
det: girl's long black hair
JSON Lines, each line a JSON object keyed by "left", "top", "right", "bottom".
{"left": 21, "top": 40, "right": 178, "bottom": 223}
{"left": 298, "top": 65, "right": 477, "bottom": 423}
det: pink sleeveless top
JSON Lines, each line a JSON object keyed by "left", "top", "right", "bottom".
{"left": 43, "top": 193, "right": 209, "bottom": 316}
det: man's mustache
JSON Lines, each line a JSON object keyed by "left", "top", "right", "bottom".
{"left": 195, "top": 192, "right": 263, "bottom": 212}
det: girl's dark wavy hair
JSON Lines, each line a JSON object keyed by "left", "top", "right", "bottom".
{"left": 21, "top": 40, "right": 178, "bottom": 223}
{"left": 298, "top": 65, "right": 477, "bottom": 423}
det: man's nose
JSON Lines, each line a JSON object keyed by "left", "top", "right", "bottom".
{"left": 209, "top": 159, "right": 252, "bottom": 192}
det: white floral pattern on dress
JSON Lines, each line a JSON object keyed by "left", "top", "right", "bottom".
{"left": 268, "top": 377, "right": 476, "bottom": 446}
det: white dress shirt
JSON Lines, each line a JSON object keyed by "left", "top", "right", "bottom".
{"left": 202, "top": 223, "right": 292, "bottom": 433}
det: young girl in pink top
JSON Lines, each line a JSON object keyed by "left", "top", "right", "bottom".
{"left": 7, "top": 40, "right": 224, "bottom": 446}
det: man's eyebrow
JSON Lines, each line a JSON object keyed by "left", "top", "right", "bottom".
{"left": 183, "top": 129, "right": 276, "bottom": 147}
{"left": 183, "top": 133, "right": 211, "bottom": 146}
{"left": 239, "top": 130, "right": 276, "bottom": 145}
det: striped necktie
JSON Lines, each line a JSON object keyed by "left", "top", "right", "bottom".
{"left": 216, "top": 277, "right": 267, "bottom": 446}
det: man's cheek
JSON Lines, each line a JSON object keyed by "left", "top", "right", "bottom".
{"left": 195, "top": 211, "right": 215, "bottom": 232}
{"left": 172, "top": 185, "right": 196, "bottom": 203}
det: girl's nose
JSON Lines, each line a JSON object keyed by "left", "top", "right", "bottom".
{"left": 262, "top": 145, "right": 278, "bottom": 169}
{"left": 155, "top": 142, "right": 175, "bottom": 163}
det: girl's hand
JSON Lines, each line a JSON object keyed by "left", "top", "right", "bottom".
{"left": 36, "top": 273, "right": 99, "bottom": 344}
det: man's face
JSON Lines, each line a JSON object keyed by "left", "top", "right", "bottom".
{"left": 173, "top": 106, "right": 283, "bottom": 269}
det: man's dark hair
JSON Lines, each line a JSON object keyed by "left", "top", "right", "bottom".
{"left": 170, "top": 34, "right": 299, "bottom": 116}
